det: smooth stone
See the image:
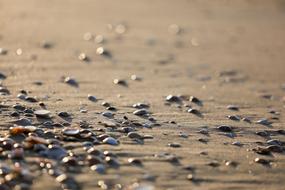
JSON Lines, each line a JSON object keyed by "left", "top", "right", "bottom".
{"left": 102, "top": 111, "right": 114, "bottom": 118}
{"left": 41, "top": 145, "right": 67, "bottom": 160}
{"left": 113, "top": 79, "right": 127, "bottom": 86}
{"left": 189, "top": 96, "right": 202, "bottom": 104}
{"left": 103, "top": 137, "right": 118, "bottom": 145}
{"left": 127, "top": 132, "right": 143, "bottom": 139}
{"left": 165, "top": 95, "right": 181, "bottom": 102}
{"left": 90, "top": 164, "right": 106, "bottom": 174}
{"left": 227, "top": 105, "right": 239, "bottom": 111}
{"left": 267, "top": 139, "right": 282, "bottom": 146}
{"left": 13, "top": 118, "right": 32, "bottom": 126}
{"left": 17, "top": 93, "right": 27, "bottom": 100}
{"left": 62, "top": 128, "right": 80, "bottom": 136}
{"left": 88, "top": 94, "right": 97, "bottom": 102}
{"left": 217, "top": 125, "right": 233, "bottom": 132}
{"left": 168, "top": 143, "right": 181, "bottom": 148}
{"left": 34, "top": 110, "right": 51, "bottom": 118}
{"left": 58, "top": 111, "right": 70, "bottom": 117}
{"left": 64, "top": 77, "right": 79, "bottom": 87}
{"left": 256, "top": 118, "right": 272, "bottom": 126}
{"left": 133, "top": 103, "right": 149, "bottom": 109}
{"left": 228, "top": 115, "right": 240, "bottom": 121}
{"left": 254, "top": 158, "right": 271, "bottom": 165}
{"left": 133, "top": 109, "right": 149, "bottom": 116}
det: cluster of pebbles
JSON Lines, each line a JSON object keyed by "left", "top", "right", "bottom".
{"left": 0, "top": 24, "right": 285, "bottom": 190}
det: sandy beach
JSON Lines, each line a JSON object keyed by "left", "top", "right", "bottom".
{"left": 0, "top": 0, "right": 285, "bottom": 189}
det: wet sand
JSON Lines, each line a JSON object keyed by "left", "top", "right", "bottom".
{"left": 0, "top": 0, "right": 285, "bottom": 189}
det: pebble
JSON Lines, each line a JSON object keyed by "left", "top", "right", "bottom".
{"left": 43, "top": 145, "right": 67, "bottom": 160}
{"left": 0, "top": 48, "right": 8, "bottom": 55}
{"left": 189, "top": 96, "right": 202, "bottom": 104}
{"left": 165, "top": 95, "right": 181, "bottom": 102}
{"left": 25, "top": 96, "right": 38, "bottom": 102}
{"left": 102, "top": 137, "right": 119, "bottom": 145}
{"left": 267, "top": 139, "right": 282, "bottom": 146}
{"left": 96, "top": 47, "right": 111, "bottom": 57}
{"left": 87, "top": 94, "right": 97, "bottom": 102}
{"left": 131, "top": 74, "right": 142, "bottom": 81}
{"left": 13, "top": 118, "right": 32, "bottom": 126}
{"left": 40, "top": 41, "right": 53, "bottom": 49}
{"left": 34, "top": 110, "right": 50, "bottom": 118}
{"left": 102, "top": 111, "right": 114, "bottom": 118}
{"left": 113, "top": 79, "right": 127, "bottom": 86}
{"left": 227, "top": 105, "right": 239, "bottom": 111}
{"left": 256, "top": 118, "right": 272, "bottom": 126}
{"left": 133, "top": 109, "right": 149, "bottom": 116}
{"left": 168, "top": 143, "right": 181, "bottom": 148}
{"left": 242, "top": 117, "right": 251, "bottom": 123}
{"left": 254, "top": 158, "right": 271, "bottom": 165}
{"left": 78, "top": 53, "right": 89, "bottom": 61}
{"left": 198, "top": 129, "right": 209, "bottom": 135}
{"left": 17, "top": 93, "right": 27, "bottom": 100}
{"left": 62, "top": 128, "right": 80, "bottom": 136}
{"left": 128, "top": 158, "right": 143, "bottom": 166}
{"left": 133, "top": 103, "right": 149, "bottom": 109}
{"left": 90, "top": 164, "right": 106, "bottom": 174}
{"left": 266, "top": 145, "right": 283, "bottom": 153}
{"left": 127, "top": 132, "right": 143, "bottom": 139}
{"left": 217, "top": 125, "right": 233, "bottom": 132}
{"left": 0, "top": 72, "right": 7, "bottom": 80}
{"left": 187, "top": 108, "right": 201, "bottom": 115}
{"left": 64, "top": 77, "right": 79, "bottom": 87}
{"left": 58, "top": 111, "right": 70, "bottom": 117}
{"left": 227, "top": 115, "right": 240, "bottom": 121}
{"left": 232, "top": 141, "right": 243, "bottom": 147}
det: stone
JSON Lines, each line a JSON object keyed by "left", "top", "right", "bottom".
{"left": 133, "top": 109, "right": 149, "bottom": 116}
{"left": 103, "top": 137, "right": 118, "bottom": 145}
{"left": 34, "top": 110, "right": 50, "bottom": 118}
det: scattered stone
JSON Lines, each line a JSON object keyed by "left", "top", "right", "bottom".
{"left": 103, "top": 137, "right": 118, "bottom": 145}
{"left": 128, "top": 158, "right": 143, "bottom": 166}
{"left": 0, "top": 48, "right": 8, "bottom": 55}
{"left": 34, "top": 110, "right": 50, "bottom": 118}
{"left": 254, "top": 158, "right": 271, "bottom": 165}
{"left": 256, "top": 118, "right": 272, "bottom": 126}
{"left": 58, "top": 111, "right": 70, "bottom": 117}
{"left": 133, "top": 103, "right": 149, "bottom": 109}
{"left": 189, "top": 96, "right": 202, "bottom": 105}
{"left": 227, "top": 115, "right": 240, "bottom": 121}
{"left": 187, "top": 108, "right": 201, "bottom": 115}
{"left": 96, "top": 47, "right": 111, "bottom": 57}
{"left": 227, "top": 105, "right": 239, "bottom": 111}
{"left": 64, "top": 77, "right": 79, "bottom": 87}
{"left": 90, "top": 164, "right": 106, "bottom": 174}
{"left": 62, "top": 128, "right": 80, "bottom": 136}
{"left": 127, "top": 132, "right": 143, "bottom": 139}
{"left": 168, "top": 143, "right": 181, "bottom": 148}
{"left": 217, "top": 125, "right": 233, "bottom": 132}
{"left": 78, "top": 53, "right": 89, "bottom": 61}
{"left": 131, "top": 74, "right": 142, "bottom": 81}
{"left": 102, "top": 111, "right": 114, "bottom": 118}
{"left": 87, "top": 94, "right": 97, "bottom": 102}
{"left": 165, "top": 95, "right": 181, "bottom": 102}
{"left": 113, "top": 79, "right": 127, "bottom": 86}
{"left": 0, "top": 72, "right": 7, "bottom": 80}
{"left": 133, "top": 109, "right": 149, "bottom": 116}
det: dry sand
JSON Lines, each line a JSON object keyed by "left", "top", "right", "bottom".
{"left": 0, "top": 0, "right": 285, "bottom": 189}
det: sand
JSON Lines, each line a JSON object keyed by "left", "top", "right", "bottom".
{"left": 0, "top": 0, "right": 285, "bottom": 189}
